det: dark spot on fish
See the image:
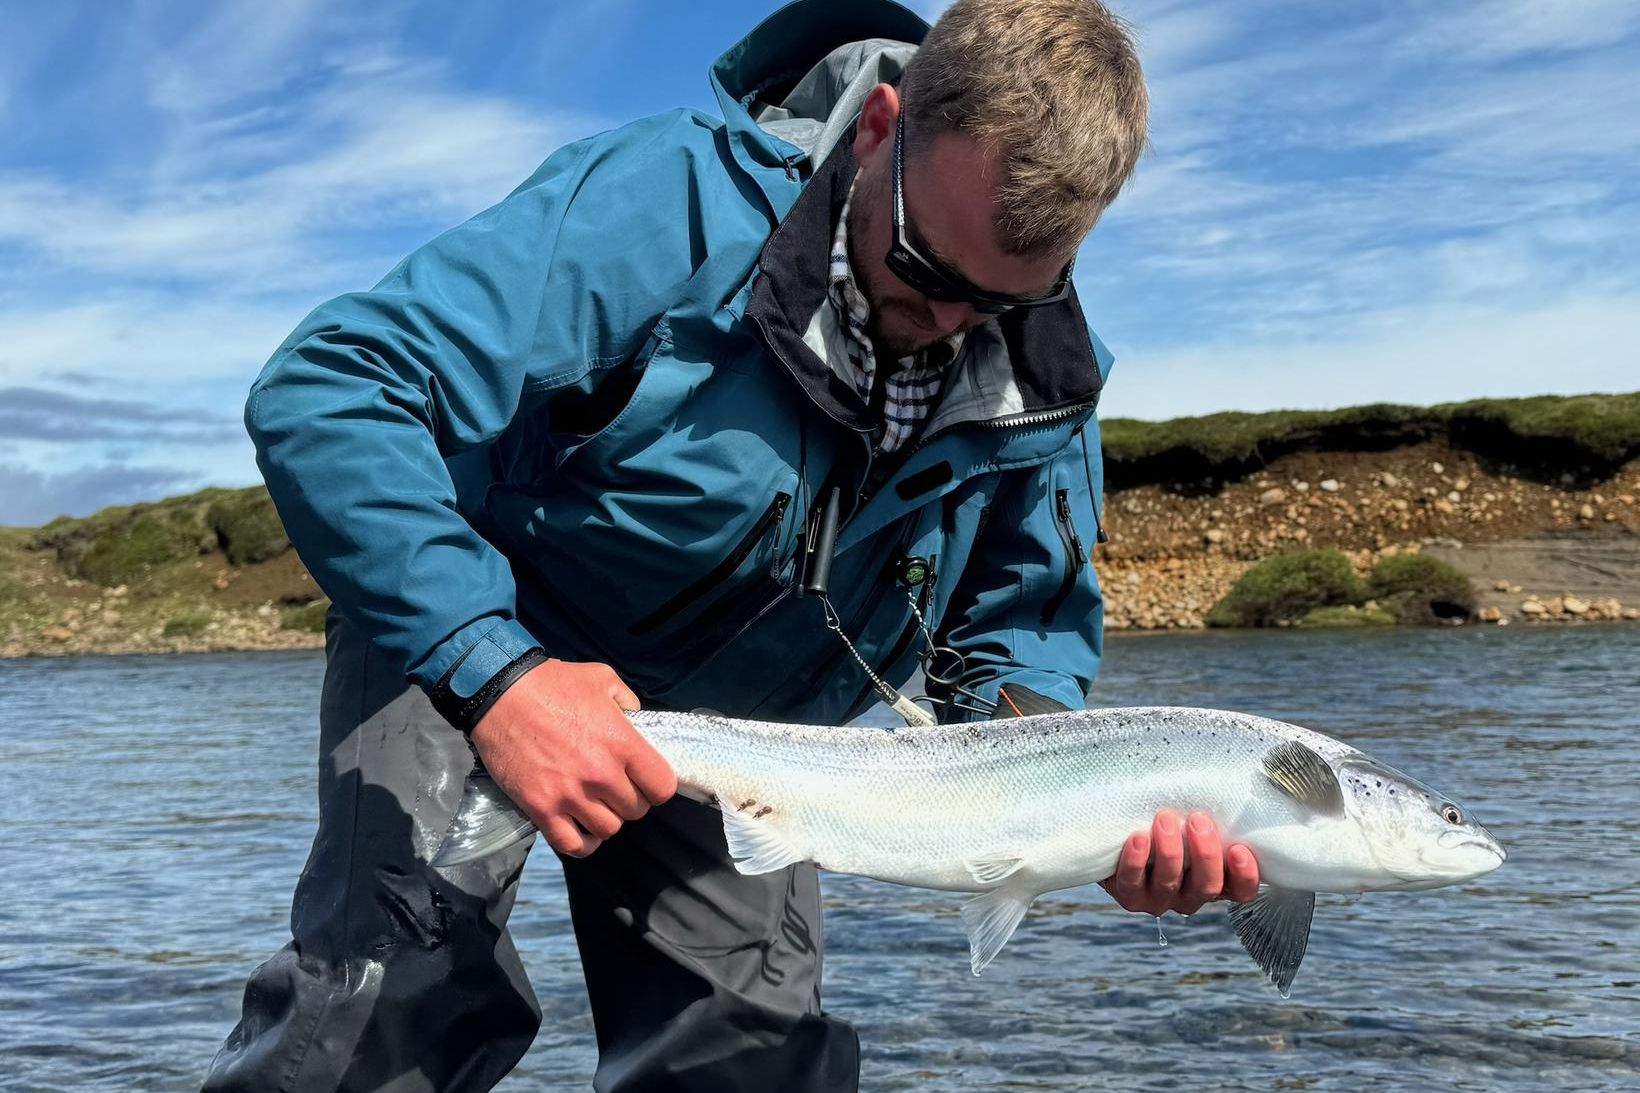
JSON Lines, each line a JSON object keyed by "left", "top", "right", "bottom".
{"left": 754, "top": 806, "right": 773, "bottom": 819}
{"left": 738, "top": 798, "right": 756, "bottom": 812}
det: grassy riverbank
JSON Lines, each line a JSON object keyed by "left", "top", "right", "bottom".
{"left": 3, "top": 392, "right": 1637, "bottom": 656}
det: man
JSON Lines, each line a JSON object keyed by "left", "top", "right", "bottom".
{"left": 205, "top": 1, "right": 1257, "bottom": 1090}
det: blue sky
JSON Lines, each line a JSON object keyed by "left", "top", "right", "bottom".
{"left": 1, "top": 0, "right": 1636, "bottom": 524}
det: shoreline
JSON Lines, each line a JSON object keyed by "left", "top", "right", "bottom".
{"left": 6, "top": 401, "right": 1636, "bottom": 659}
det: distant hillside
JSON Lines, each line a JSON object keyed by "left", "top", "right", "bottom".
{"left": 3, "top": 392, "right": 1636, "bottom": 656}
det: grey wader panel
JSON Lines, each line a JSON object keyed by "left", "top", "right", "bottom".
{"left": 203, "top": 613, "right": 859, "bottom": 1092}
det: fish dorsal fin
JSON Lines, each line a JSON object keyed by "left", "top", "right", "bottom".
{"left": 719, "top": 804, "right": 805, "bottom": 875}
{"left": 963, "top": 853, "right": 1027, "bottom": 886}
{"left": 1261, "top": 740, "right": 1344, "bottom": 817}
{"left": 1229, "top": 887, "right": 1315, "bottom": 997}
{"left": 960, "top": 888, "right": 1033, "bottom": 976}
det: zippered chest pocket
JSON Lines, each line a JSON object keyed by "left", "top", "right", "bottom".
{"left": 629, "top": 491, "right": 793, "bottom": 636}
{"left": 1041, "top": 488, "right": 1086, "bottom": 627}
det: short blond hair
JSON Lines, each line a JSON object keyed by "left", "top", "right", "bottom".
{"left": 900, "top": 0, "right": 1148, "bottom": 257}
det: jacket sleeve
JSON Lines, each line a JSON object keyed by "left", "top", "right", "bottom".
{"left": 246, "top": 115, "right": 710, "bottom": 718}
{"left": 930, "top": 417, "right": 1107, "bottom": 722}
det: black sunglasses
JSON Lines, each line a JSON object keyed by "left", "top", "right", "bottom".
{"left": 887, "top": 110, "right": 1074, "bottom": 315}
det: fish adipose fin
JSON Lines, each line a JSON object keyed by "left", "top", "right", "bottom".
{"left": 961, "top": 888, "right": 1033, "bottom": 976}
{"left": 963, "top": 853, "right": 1028, "bottom": 886}
{"left": 720, "top": 804, "right": 806, "bottom": 875}
{"left": 1230, "top": 886, "right": 1315, "bottom": 997}
{"left": 1261, "top": 740, "right": 1345, "bottom": 817}
{"left": 430, "top": 771, "right": 538, "bottom": 868}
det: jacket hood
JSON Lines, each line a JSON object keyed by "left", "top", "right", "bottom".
{"left": 710, "top": 0, "right": 928, "bottom": 208}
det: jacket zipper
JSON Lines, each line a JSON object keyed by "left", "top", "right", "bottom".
{"left": 1040, "top": 488, "right": 1085, "bottom": 627}
{"left": 630, "top": 492, "right": 792, "bottom": 636}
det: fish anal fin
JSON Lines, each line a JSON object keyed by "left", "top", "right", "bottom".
{"left": 960, "top": 888, "right": 1033, "bottom": 976}
{"left": 963, "top": 853, "right": 1028, "bottom": 886}
{"left": 1229, "top": 886, "right": 1315, "bottom": 997}
{"left": 719, "top": 804, "right": 805, "bottom": 875}
{"left": 1261, "top": 740, "right": 1345, "bottom": 817}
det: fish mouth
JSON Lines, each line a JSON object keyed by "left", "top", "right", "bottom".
{"left": 1437, "top": 829, "right": 1507, "bottom": 862}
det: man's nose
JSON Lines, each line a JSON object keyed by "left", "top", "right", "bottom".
{"left": 927, "top": 298, "right": 973, "bottom": 333}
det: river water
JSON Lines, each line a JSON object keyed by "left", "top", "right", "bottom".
{"left": 2, "top": 625, "right": 1636, "bottom": 1091}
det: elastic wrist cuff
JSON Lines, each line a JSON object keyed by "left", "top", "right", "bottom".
{"left": 429, "top": 647, "right": 548, "bottom": 734}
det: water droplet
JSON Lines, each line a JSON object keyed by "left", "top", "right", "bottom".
{"left": 1155, "top": 915, "right": 1168, "bottom": 947}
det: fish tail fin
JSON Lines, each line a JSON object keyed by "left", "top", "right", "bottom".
{"left": 430, "top": 770, "right": 538, "bottom": 868}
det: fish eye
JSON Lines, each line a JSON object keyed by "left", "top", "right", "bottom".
{"left": 1440, "top": 804, "right": 1462, "bottom": 824}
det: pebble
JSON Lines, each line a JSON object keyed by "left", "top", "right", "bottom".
{"left": 1319, "top": 480, "right": 1341, "bottom": 492}
{"left": 1520, "top": 599, "right": 1547, "bottom": 616}
{"left": 1259, "top": 488, "right": 1286, "bottom": 505}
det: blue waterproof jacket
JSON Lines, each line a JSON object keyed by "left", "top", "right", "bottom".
{"left": 247, "top": 0, "right": 1113, "bottom": 726}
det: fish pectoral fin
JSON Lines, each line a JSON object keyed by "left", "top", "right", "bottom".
{"left": 961, "top": 888, "right": 1033, "bottom": 976}
{"left": 718, "top": 804, "right": 806, "bottom": 875}
{"left": 963, "top": 853, "right": 1028, "bottom": 886}
{"left": 1229, "top": 886, "right": 1315, "bottom": 998}
{"left": 1261, "top": 740, "right": 1345, "bottom": 817}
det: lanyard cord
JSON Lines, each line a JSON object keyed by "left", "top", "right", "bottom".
{"left": 819, "top": 593, "right": 936, "bottom": 727}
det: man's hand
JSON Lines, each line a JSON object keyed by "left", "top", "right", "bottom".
{"left": 1101, "top": 809, "right": 1259, "bottom": 916}
{"left": 469, "top": 659, "right": 676, "bottom": 858}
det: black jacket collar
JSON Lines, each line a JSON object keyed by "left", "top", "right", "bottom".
{"left": 745, "top": 141, "right": 1104, "bottom": 433}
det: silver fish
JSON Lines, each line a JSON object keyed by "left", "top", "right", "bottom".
{"left": 434, "top": 706, "right": 1505, "bottom": 994}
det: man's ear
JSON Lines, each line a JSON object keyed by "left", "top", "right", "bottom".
{"left": 852, "top": 83, "right": 901, "bottom": 167}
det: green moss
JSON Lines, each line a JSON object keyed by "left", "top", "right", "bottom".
{"left": 281, "top": 599, "right": 330, "bottom": 633}
{"left": 76, "top": 512, "right": 209, "bottom": 586}
{"left": 1101, "top": 391, "right": 1640, "bottom": 488}
{"left": 1366, "top": 554, "right": 1476, "bottom": 624}
{"left": 1205, "top": 550, "right": 1365, "bottom": 628}
{"left": 32, "top": 494, "right": 216, "bottom": 586}
{"left": 208, "top": 488, "right": 289, "bottom": 566}
{"left": 1300, "top": 604, "right": 1398, "bottom": 628}
{"left": 162, "top": 611, "right": 212, "bottom": 638}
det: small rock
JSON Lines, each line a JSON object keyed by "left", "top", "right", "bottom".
{"left": 1562, "top": 596, "right": 1589, "bottom": 616}
{"left": 1453, "top": 477, "right": 1470, "bottom": 491}
{"left": 1579, "top": 504, "right": 1596, "bottom": 521}
{"left": 1431, "top": 462, "right": 1445, "bottom": 475}
{"left": 1204, "top": 529, "right": 1226, "bottom": 544}
{"left": 1493, "top": 579, "right": 1511, "bottom": 592}
{"left": 1260, "top": 488, "right": 1286, "bottom": 505}
{"left": 1319, "top": 479, "right": 1341, "bottom": 492}
{"left": 1447, "top": 491, "right": 1462, "bottom": 503}
{"left": 256, "top": 604, "right": 276, "bottom": 618}
{"left": 40, "top": 626, "right": 73, "bottom": 642}
{"left": 1478, "top": 607, "right": 1502, "bottom": 623}
{"left": 1625, "top": 608, "right": 1640, "bottom": 621}
{"left": 109, "top": 585, "right": 129, "bottom": 597}
{"left": 1520, "top": 599, "right": 1547, "bottom": 616}
{"left": 1433, "top": 499, "right": 1455, "bottom": 514}
{"left": 1294, "top": 481, "right": 1310, "bottom": 492}
{"left": 1380, "top": 472, "right": 1399, "bottom": 488}
{"left": 1391, "top": 499, "right": 1409, "bottom": 511}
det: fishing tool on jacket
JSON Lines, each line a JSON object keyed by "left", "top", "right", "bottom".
{"left": 796, "top": 486, "right": 993, "bottom": 725}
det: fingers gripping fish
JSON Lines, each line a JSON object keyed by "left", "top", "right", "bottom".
{"left": 433, "top": 706, "right": 1505, "bottom": 995}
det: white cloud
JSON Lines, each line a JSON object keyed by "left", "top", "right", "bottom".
{"left": 1404, "top": 0, "right": 1640, "bottom": 62}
